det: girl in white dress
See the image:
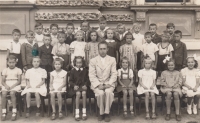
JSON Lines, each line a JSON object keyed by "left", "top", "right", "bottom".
{"left": 1, "top": 55, "right": 22, "bottom": 121}
{"left": 21, "top": 56, "right": 47, "bottom": 117}
{"left": 137, "top": 57, "right": 159, "bottom": 119}
{"left": 50, "top": 56, "right": 67, "bottom": 120}
{"left": 181, "top": 56, "right": 200, "bottom": 115}
{"left": 70, "top": 30, "right": 87, "bottom": 65}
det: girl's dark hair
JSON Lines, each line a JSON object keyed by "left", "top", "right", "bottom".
{"left": 186, "top": 57, "right": 198, "bottom": 68}
{"left": 7, "top": 55, "right": 17, "bottom": 61}
{"left": 122, "top": 31, "right": 135, "bottom": 41}
{"left": 119, "top": 56, "right": 130, "bottom": 68}
{"left": 66, "top": 23, "right": 75, "bottom": 30}
{"left": 73, "top": 56, "right": 86, "bottom": 68}
{"left": 50, "top": 23, "right": 58, "bottom": 29}
{"left": 88, "top": 30, "right": 99, "bottom": 42}
{"left": 53, "top": 58, "right": 64, "bottom": 68}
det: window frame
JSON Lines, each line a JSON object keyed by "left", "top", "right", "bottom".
{"left": 144, "top": 0, "right": 193, "bottom": 5}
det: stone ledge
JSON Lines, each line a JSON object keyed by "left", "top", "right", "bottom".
{"left": 130, "top": 5, "right": 200, "bottom": 10}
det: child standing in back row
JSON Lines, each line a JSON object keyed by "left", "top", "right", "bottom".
{"left": 149, "top": 23, "right": 162, "bottom": 44}
{"left": 50, "top": 23, "right": 59, "bottom": 46}
{"left": 34, "top": 23, "right": 44, "bottom": 47}
{"left": 65, "top": 23, "right": 75, "bottom": 45}
{"left": 96, "top": 16, "right": 109, "bottom": 42}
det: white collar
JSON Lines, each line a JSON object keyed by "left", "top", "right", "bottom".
{"left": 145, "top": 42, "right": 153, "bottom": 45}
{"left": 11, "top": 40, "right": 20, "bottom": 44}
{"left": 26, "top": 40, "right": 36, "bottom": 46}
{"left": 51, "top": 34, "right": 57, "bottom": 37}
{"left": 97, "top": 26, "right": 109, "bottom": 32}
{"left": 133, "top": 33, "right": 141, "bottom": 36}
{"left": 105, "top": 39, "right": 115, "bottom": 43}
{"left": 121, "top": 68, "right": 129, "bottom": 72}
{"left": 74, "top": 67, "right": 83, "bottom": 71}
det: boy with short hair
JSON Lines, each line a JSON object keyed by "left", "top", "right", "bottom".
{"left": 166, "top": 23, "right": 176, "bottom": 43}
{"left": 149, "top": 23, "right": 162, "bottom": 44}
{"left": 171, "top": 30, "right": 187, "bottom": 70}
{"left": 50, "top": 23, "right": 59, "bottom": 46}
{"left": 34, "top": 23, "right": 44, "bottom": 47}
{"left": 65, "top": 23, "right": 75, "bottom": 45}
{"left": 97, "top": 16, "right": 109, "bottom": 42}
{"left": 80, "top": 21, "right": 91, "bottom": 42}
{"left": 21, "top": 30, "right": 39, "bottom": 71}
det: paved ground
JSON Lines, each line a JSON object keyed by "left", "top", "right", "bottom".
{"left": 0, "top": 97, "right": 200, "bottom": 123}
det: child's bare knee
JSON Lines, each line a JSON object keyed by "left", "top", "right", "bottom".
{"left": 10, "top": 91, "right": 16, "bottom": 97}
{"left": 145, "top": 92, "right": 149, "bottom": 97}
{"left": 76, "top": 91, "right": 81, "bottom": 97}
{"left": 51, "top": 93, "right": 55, "bottom": 98}
{"left": 150, "top": 92, "right": 155, "bottom": 97}
{"left": 123, "top": 90, "right": 128, "bottom": 95}
{"left": 2, "top": 91, "right": 7, "bottom": 98}
{"left": 129, "top": 90, "right": 133, "bottom": 95}
{"left": 173, "top": 92, "right": 179, "bottom": 99}
{"left": 57, "top": 92, "right": 62, "bottom": 97}
{"left": 82, "top": 91, "right": 86, "bottom": 96}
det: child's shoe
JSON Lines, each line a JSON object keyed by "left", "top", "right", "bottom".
{"left": 51, "top": 112, "right": 56, "bottom": 120}
{"left": 176, "top": 114, "right": 181, "bottom": 121}
{"left": 1, "top": 109, "right": 7, "bottom": 121}
{"left": 151, "top": 112, "right": 157, "bottom": 119}
{"left": 82, "top": 108, "right": 87, "bottom": 120}
{"left": 123, "top": 111, "right": 128, "bottom": 118}
{"left": 193, "top": 104, "right": 197, "bottom": 114}
{"left": 26, "top": 108, "right": 30, "bottom": 118}
{"left": 59, "top": 111, "right": 63, "bottom": 119}
{"left": 145, "top": 112, "right": 150, "bottom": 120}
{"left": 130, "top": 107, "right": 134, "bottom": 116}
{"left": 11, "top": 109, "right": 17, "bottom": 121}
{"left": 187, "top": 104, "right": 192, "bottom": 114}
{"left": 165, "top": 114, "right": 170, "bottom": 121}
{"left": 36, "top": 107, "right": 40, "bottom": 116}
{"left": 75, "top": 109, "right": 80, "bottom": 121}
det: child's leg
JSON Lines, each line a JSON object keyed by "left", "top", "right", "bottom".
{"left": 173, "top": 92, "right": 180, "bottom": 115}
{"left": 145, "top": 92, "right": 150, "bottom": 112}
{"left": 150, "top": 92, "right": 156, "bottom": 113}
{"left": 35, "top": 92, "right": 41, "bottom": 108}
{"left": 82, "top": 91, "right": 86, "bottom": 109}
{"left": 194, "top": 94, "right": 200, "bottom": 105}
{"left": 26, "top": 92, "right": 31, "bottom": 108}
{"left": 1, "top": 91, "right": 8, "bottom": 110}
{"left": 187, "top": 96, "right": 193, "bottom": 114}
{"left": 122, "top": 90, "right": 128, "bottom": 111}
{"left": 75, "top": 91, "right": 81, "bottom": 120}
{"left": 166, "top": 91, "right": 172, "bottom": 114}
{"left": 128, "top": 89, "right": 134, "bottom": 111}
{"left": 187, "top": 96, "right": 193, "bottom": 105}
{"left": 50, "top": 93, "right": 56, "bottom": 113}
{"left": 10, "top": 91, "right": 17, "bottom": 109}
{"left": 57, "top": 92, "right": 62, "bottom": 113}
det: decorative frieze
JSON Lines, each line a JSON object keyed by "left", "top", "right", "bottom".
{"left": 102, "top": 0, "right": 132, "bottom": 8}
{"left": 103, "top": 14, "right": 134, "bottom": 21}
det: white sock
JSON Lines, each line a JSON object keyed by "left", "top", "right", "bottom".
{"left": 75, "top": 109, "right": 79, "bottom": 118}
{"left": 12, "top": 108, "right": 17, "bottom": 113}
{"left": 82, "top": 108, "right": 86, "bottom": 116}
{"left": 2, "top": 109, "right": 6, "bottom": 113}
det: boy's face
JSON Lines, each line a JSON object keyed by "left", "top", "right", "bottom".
{"left": 32, "top": 58, "right": 40, "bottom": 68}
{"left": 133, "top": 26, "right": 141, "bottom": 34}
{"left": 145, "top": 35, "right": 152, "bottom": 43}
{"left": 76, "top": 58, "right": 83, "bottom": 68}
{"left": 174, "top": 33, "right": 181, "bottom": 41}
{"left": 26, "top": 34, "right": 35, "bottom": 43}
{"left": 43, "top": 36, "right": 51, "bottom": 46}
{"left": 118, "top": 26, "right": 125, "bottom": 34}
{"left": 81, "top": 22, "right": 89, "bottom": 32}
{"left": 54, "top": 61, "right": 62, "bottom": 70}
{"left": 126, "top": 35, "right": 132, "bottom": 44}
{"left": 187, "top": 58, "right": 195, "bottom": 69}
{"left": 90, "top": 32, "right": 97, "bottom": 42}
{"left": 161, "top": 34, "right": 170, "bottom": 42}
{"left": 12, "top": 32, "right": 21, "bottom": 41}
{"left": 66, "top": 26, "right": 74, "bottom": 34}
{"left": 7, "top": 59, "right": 16, "bottom": 69}
{"left": 76, "top": 32, "right": 83, "bottom": 41}
{"left": 51, "top": 26, "right": 58, "bottom": 35}
{"left": 107, "top": 30, "right": 114, "bottom": 39}
{"left": 35, "top": 25, "right": 43, "bottom": 35}
{"left": 58, "top": 34, "right": 66, "bottom": 43}
{"left": 144, "top": 60, "right": 152, "bottom": 69}
{"left": 149, "top": 26, "right": 157, "bottom": 34}
{"left": 167, "top": 26, "right": 175, "bottom": 34}
{"left": 167, "top": 62, "right": 175, "bottom": 71}
{"left": 99, "top": 21, "right": 107, "bottom": 30}
{"left": 122, "top": 60, "right": 128, "bottom": 69}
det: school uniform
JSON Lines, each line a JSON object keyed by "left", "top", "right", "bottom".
{"left": 39, "top": 44, "right": 53, "bottom": 73}
{"left": 171, "top": 41, "right": 187, "bottom": 70}
{"left": 65, "top": 34, "right": 75, "bottom": 45}
{"left": 152, "top": 33, "right": 162, "bottom": 44}
{"left": 21, "top": 41, "right": 39, "bottom": 69}
{"left": 96, "top": 27, "right": 109, "bottom": 42}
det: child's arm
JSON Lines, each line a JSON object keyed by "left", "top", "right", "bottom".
{"left": 169, "top": 51, "right": 173, "bottom": 59}
{"left": 193, "top": 78, "right": 200, "bottom": 92}
{"left": 139, "top": 78, "right": 148, "bottom": 89}
{"left": 58, "top": 75, "right": 67, "bottom": 91}
{"left": 150, "top": 79, "right": 156, "bottom": 90}
{"left": 116, "top": 51, "right": 119, "bottom": 65}
{"left": 140, "top": 52, "right": 144, "bottom": 68}
{"left": 160, "top": 72, "right": 167, "bottom": 87}
{"left": 182, "top": 44, "right": 187, "bottom": 68}
{"left": 26, "top": 79, "right": 31, "bottom": 88}
{"left": 118, "top": 76, "right": 126, "bottom": 87}
{"left": 6, "top": 50, "right": 10, "bottom": 58}
{"left": 10, "top": 74, "right": 21, "bottom": 90}
{"left": 182, "top": 77, "right": 192, "bottom": 90}
{"left": 49, "top": 74, "right": 54, "bottom": 91}
{"left": 154, "top": 51, "right": 158, "bottom": 69}
{"left": 21, "top": 44, "right": 27, "bottom": 70}
{"left": 129, "top": 77, "right": 134, "bottom": 87}
{"left": 36, "top": 78, "right": 45, "bottom": 88}
{"left": 1, "top": 75, "right": 10, "bottom": 90}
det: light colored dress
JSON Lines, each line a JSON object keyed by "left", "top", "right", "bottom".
{"left": 85, "top": 42, "right": 99, "bottom": 62}
{"left": 160, "top": 70, "right": 182, "bottom": 97}
{"left": 137, "top": 68, "right": 159, "bottom": 94}
{"left": 119, "top": 44, "right": 138, "bottom": 70}
{"left": 141, "top": 42, "right": 158, "bottom": 61}
{"left": 51, "top": 34, "right": 59, "bottom": 46}
{"left": 2, "top": 67, "right": 22, "bottom": 91}
{"left": 21, "top": 67, "right": 47, "bottom": 96}
{"left": 132, "top": 33, "right": 146, "bottom": 51}
{"left": 50, "top": 70, "right": 67, "bottom": 93}
{"left": 70, "top": 41, "right": 87, "bottom": 63}
{"left": 181, "top": 67, "right": 200, "bottom": 97}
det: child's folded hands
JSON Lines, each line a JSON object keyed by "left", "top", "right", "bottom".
{"left": 74, "top": 85, "right": 79, "bottom": 90}
{"left": 82, "top": 85, "right": 87, "bottom": 90}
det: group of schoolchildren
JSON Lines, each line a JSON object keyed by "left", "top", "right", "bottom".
{"left": 1, "top": 16, "right": 200, "bottom": 122}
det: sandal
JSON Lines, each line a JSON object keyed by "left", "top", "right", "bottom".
{"left": 59, "top": 112, "right": 63, "bottom": 119}
{"left": 145, "top": 112, "right": 150, "bottom": 120}
{"left": 123, "top": 111, "right": 128, "bottom": 118}
{"left": 130, "top": 110, "right": 134, "bottom": 116}
{"left": 51, "top": 112, "right": 56, "bottom": 120}
{"left": 1, "top": 113, "right": 6, "bottom": 121}
{"left": 82, "top": 114, "right": 87, "bottom": 120}
{"left": 75, "top": 116, "right": 81, "bottom": 121}
{"left": 151, "top": 112, "right": 157, "bottom": 119}
{"left": 11, "top": 112, "right": 17, "bottom": 121}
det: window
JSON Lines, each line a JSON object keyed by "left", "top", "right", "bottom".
{"left": 145, "top": 0, "right": 190, "bottom": 2}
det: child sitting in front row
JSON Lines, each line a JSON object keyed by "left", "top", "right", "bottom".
{"left": 160, "top": 58, "right": 182, "bottom": 121}
{"left": 1, "top": 55, "right": 22, "bottom": 121}
{"left": 21, "top": 56, "right": 47, "bottom": 117}
{"left": 181, "top": 56, "right": 200, "bottom": 115}
{"left": 116, "top": 57, "right": 135, "bottom": 118}
{"left": 137, "top": 57, "right": 159, "bottom": 119}
{"left": 69, "top": 56, "right": 89, "bottom": 121}
{"left": 50, "top": 57, "right": 67, "bottom": 120}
